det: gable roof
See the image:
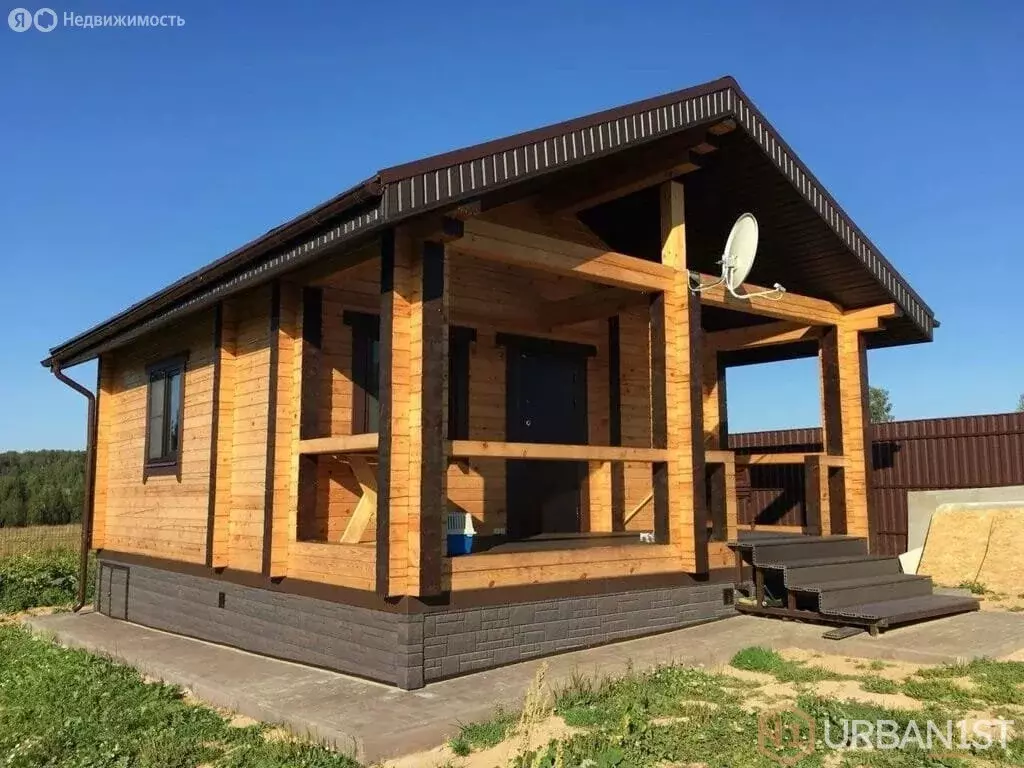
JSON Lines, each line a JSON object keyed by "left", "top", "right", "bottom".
{"left": 44, "top": 75, "right": 934, "bottom": 368}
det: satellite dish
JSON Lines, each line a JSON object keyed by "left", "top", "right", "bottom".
{"left": 688, "top": 213, "right": 785, "bottom": 300}
{"left": 722, "top": 213, "right": 759, "bottom": 290}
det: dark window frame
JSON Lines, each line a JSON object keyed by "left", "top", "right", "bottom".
{"left": 343, "top": 311, "right": 473, "bottom": 438}
{"left": 143, "top": 353, "right": 188, "bottom": 481}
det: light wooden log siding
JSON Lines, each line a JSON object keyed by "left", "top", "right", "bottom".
{"left": 227, "top": 287, "right": 271, "bottom": 573}
{"left": 91, "top": 353, "right": 115, "bottom": 550}
{"left": 101, "top": 312, "right": 215, "bottom": 563}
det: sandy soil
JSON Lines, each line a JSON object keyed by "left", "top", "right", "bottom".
{"left": 779, "top": 648, "right": 924, "bottom": 680}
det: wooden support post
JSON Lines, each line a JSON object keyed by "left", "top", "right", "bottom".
{"left": 410, "top": 239, "right": 449, "bottom": 596}
{"left": 649, "top": 291, "right": 669, "bottom": 544}
{"left": 377, "top": 230, "right": 402, "bottom": 596}
{"left": 659, "top": 180, "right": 707, "bottom": 573}
{"left": 708, "top": 462, "right": 727, "bottom": 541}
{"left": 819, "top": 326, "right": 844, "bottom": 456}
{"left": 837, "top": 323, "right": 872, "bottom": 543}
{"left": 803, "top": 455, "right": 824, "bottom": 535}
{"left": 608, "top": 316, "right": 626, "bottom": 531}
{"left": 702, "top": 351, "right": 728, "bottom": 449}
{"left": 91, "top": 353, "right": 115, "bottom": 551}
{"left": 299, "top": 287, "right": 323, "bottom": 440}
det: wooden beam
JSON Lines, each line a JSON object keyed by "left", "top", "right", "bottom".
{"left": 298, "top": 433, "right": 380, "bottom": 455}
{"left": 457, "top": 219, "right": 674, "bottom": 291}
{"left": 540, "top": 286, "right": 649, "bottom": 328}
{"left": 339, "top": 455, "right": 378, "bottom": 543}
{"left": 447, "top": 440, "right": 669, "bottom": 463}
{"left": 842, "top": 303, "right": 900, "bottom": 328}
{"left": 694, "top": 275, "right": 843, "bottom": 325}
{"left": 736, "top": 451, "right": 838, "bottom": 466}
{"left": 660, "top": 180, "right": 707, "bottom": 573}
{"left": 541, "top": 150, "right": 701, "bottom": 215}
{"left": 707, "top": 321, "right": 820, "bottom": 351}
{"left": 261, "top": 282, "right": 281, "bottom": 579}
{"left": 837, "top": 323, "right": 871, "bottom": 542}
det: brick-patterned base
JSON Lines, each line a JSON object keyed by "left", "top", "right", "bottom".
{"left": 96, "top": 557, "right": 733, "bottom": 689}
{"left": 419, "top": 584, "right": 734, "bottom": 681}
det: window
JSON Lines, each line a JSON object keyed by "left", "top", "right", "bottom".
{"left": 145, "top": 355, "right": 186, "bottom": 477}
{"left": 344, "top": 312, "right": 473, "bottom": 437}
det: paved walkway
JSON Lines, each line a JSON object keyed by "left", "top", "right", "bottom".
{"left": 27, "top": 609, "right": 1024, "bottom": 764}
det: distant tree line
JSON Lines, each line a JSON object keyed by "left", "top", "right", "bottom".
{"left": 0, "top": 451, "right": 85, "bottom": 527}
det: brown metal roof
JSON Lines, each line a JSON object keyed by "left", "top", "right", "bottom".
{"left": 44, "top": 75, "right": 935, "bottom": 368}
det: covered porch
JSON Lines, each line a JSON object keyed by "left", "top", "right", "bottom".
{"left": 264, "top": 142, "right": 899, "bottom": 598}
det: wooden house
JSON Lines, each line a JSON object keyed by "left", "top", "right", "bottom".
{"left": 45, "top": 77, "right": 947, "bottom": 688}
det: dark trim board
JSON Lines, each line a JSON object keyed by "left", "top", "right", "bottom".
{"left": 376, "top": 230, "right": 396, "bottom": 595}
{"left": 96, "top": 554, "right": 736, "bottom": 690}
{"left": 261, "top": 281, "right": 281, "bottom": 578}
{"left": 205, "top": 303, "right": 223, "bottom": 567}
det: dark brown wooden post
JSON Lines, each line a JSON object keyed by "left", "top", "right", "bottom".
{"left": 708, "top": 462, "right": 727, "bottom": 541}
{"left": 608, "top": 316, "right": 625, "bottom": 531}
{"left": 803, "top": 455, "right": 823, "bottom": 535}
{"left": 417, "top": 239, "right": 448, "bottom": 596}
{"left": 819, "top": 325, "right": 846, "bottom": 535}
{"left": 376, "top": 231, "right": 395, "bottom": 596}
{"left": 649, "top": 293, "right": 669, "bottom": 544}
{"left": 688, "top": 296, "right": 709, "bottom": 573}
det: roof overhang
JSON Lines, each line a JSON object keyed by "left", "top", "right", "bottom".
{"left": 44, "top": 75, "right": 935, "bottom": 368}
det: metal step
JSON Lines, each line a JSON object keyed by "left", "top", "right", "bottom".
{"left": 805, "top": 574, "right": 934, "bottom": 611}
{"left": 821, "top": 593, "right": 980, "bottom": 624}
{"left": 781, "top": 556, "right": 902, "bottom": 585}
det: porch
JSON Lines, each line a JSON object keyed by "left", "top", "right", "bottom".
{"left": 259, "top": 175, "right": 893, "bottom": 599}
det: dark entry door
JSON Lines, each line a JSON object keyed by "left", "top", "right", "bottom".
{"left": 506, "top": 345, "right": 588, "bottom": 539}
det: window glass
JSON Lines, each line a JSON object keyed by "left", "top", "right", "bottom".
{"left": 147, "top": 376, "right": 166, "bottom": 460}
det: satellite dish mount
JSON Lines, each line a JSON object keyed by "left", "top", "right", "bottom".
{"left": 688, "top": 213, "right": 785, "bottom": 300}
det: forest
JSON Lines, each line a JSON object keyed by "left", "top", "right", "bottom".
{"left": 0, "top": 451, "right": 85, "bottom": 527}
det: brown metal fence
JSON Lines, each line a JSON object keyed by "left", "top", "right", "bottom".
{"left": 729, "top": 412, "right": 1024, "bottom": 555}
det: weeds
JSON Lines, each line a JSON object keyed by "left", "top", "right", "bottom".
{"left": 730, "top": 646, "right": 848, "bottom": 683}
{"left": 0, "top": 548, "right": 94, "bottom": 613}
{"left": 447, "top": 708, "right": 518, "bottom": 755}
{"left": 957, "top": 580, "right": 990, "bottom": 595}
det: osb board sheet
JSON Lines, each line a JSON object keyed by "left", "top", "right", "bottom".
{"left": 918, "top": 506, "right": 1024, "bottom": 594}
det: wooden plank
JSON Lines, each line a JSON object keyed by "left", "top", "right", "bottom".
{"left": 457, "top": 219, "right": 675, "bottom": 291}
{"left": 735, "top": 452, "right": 833, "bottom": 465}
{"left": 694, "top": 275, "right": 843, "bottom": 325}
{"left": 707, "top": 321, "right": 820, "bottom": 351}
{"left": 339, "top": 455, "right": 378, "bottom": 543}
{"left": 708, "top": 462, "right": 727, "bottom": 541}
{"left": 298, "top": 433, "right": 380, "bottom": 455}
{"left": 447, "top": 440, "right": 669, "bottom": 463}
{"left": 376, "top": 232, "right": 395, "bottom": 596}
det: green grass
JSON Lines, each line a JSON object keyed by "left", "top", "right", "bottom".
{"left": 447, "top": 708, "right": 518, "bottom": 755}
{"left": 957, "top": 580, "right": 991, "bottom": 595}
{"left": 729, "top": 646, "right": 848, "bottom": 684}
{"left": 908, "top": 658, "right": 1024, "bottom": 706}
{"left": 0, "top": 548, "right": 95, "bottom": 613}
{"left": 0, "top": 625, "right": 360, "bottom": 767}
{"left": 860, "top": 676, "right": 900, "bottom": 695}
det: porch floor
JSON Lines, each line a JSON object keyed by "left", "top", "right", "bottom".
{"left": 26, "top": 609, "right": 1024, "bottom": 764}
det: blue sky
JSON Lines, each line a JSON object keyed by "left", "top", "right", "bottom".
{"left": 1, "top": 1, "right": 1022, "bottom": 450}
